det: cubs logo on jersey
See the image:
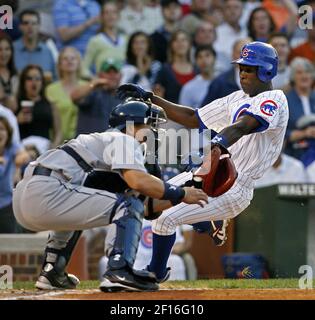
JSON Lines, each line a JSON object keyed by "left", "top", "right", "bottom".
{"left": 260, "top": 100, "right": 278, "bottom": 116}
{"left": 232, "top": 103, "right": 250, "bottom": 123}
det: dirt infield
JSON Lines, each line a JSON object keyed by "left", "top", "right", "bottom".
{"left": 2, "top": 288, "right": 315, "bottom": 300}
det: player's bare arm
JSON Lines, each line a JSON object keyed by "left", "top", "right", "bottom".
{"left": 122, "top": 169, "right": 209, "bottom": 207}
{"left": 216, "top": 114, "right": 261, "bottom": 148}
{"left": 150, "top": 95, "right": 199, "bottom": 128}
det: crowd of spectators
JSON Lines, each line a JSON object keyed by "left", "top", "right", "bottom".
{"left": 1, "top": 0, "right": 315, "bottom": 236}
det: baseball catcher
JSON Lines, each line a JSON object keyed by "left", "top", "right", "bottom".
{"left": 12, "top": 99, "right": 208, "bottom": 292}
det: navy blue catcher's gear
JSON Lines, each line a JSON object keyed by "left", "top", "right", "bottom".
{"left": 232, "top": 41, "right": 278, "bottom": 83}
{"left": 108, "top": 196, "right": 144, "bottom": 270}
{"left": 109, "top": 99, "right": 167, "bottom": 131}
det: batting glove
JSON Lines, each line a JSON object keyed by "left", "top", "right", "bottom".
{"left": 116, "top": 83, "right": 153, "bottom": 101}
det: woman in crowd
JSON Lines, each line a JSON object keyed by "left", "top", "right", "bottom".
{"left": 120, "top": 31, "right": 161, "bottom": 90}
{"left": 0, "top": 116, "right": 29, "bottom": 233}
{"left": 0, "top": 34, "right": 18, "bottom": 112}
{"left": 46, "top": 47, "right": 86, "bottom": 141}
{"left": 285, "top": 57, "right": 315, "bottom": 164}
{"left": 154, "top": 30, "right": 196, "bottom": 103}
{"left": 16, "top": 65, "right": 62, "bottom": 148}
{"left": 247, "top": 7, "right": 276, "bottom": 43}
{"left": 82, "top": 1, "right": 127, "bottom": 79}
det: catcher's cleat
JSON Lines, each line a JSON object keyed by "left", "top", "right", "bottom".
{"left": 100, "top": 278, "right": 140, "bottom": 293}
{"left": 35, "top": 263, "right": 80, "bottom": 290}
{"left": 209, "top": 219, "right": 229, "bottom": 246}
{"left": 103, "top": 266, "right": 159, "bottom": 292}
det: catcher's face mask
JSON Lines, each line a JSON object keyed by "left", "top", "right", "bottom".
{"left": 147, "top": 104, "right": 167, "bottom": 129}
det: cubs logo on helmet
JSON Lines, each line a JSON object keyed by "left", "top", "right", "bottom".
{"left": 232, "top": 41, "right": 278, "bottom": 83}
{"left": 260, "top": 100, "right": 278, "bottom": 116}
{"left": 242, "top": 48, "right": 249, "bottom": 58}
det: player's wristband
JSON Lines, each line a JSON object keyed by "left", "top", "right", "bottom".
{"left": 161, "top": 182, "right": 186, "bottom": 205}
{"left": 211, "top": 133, "right": 229, "bottom": 149}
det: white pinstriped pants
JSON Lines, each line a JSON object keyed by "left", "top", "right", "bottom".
{"left": 152, "top": 171, "right": 254, "bottom": 236}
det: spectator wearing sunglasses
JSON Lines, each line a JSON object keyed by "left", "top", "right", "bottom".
{"left": 16, "top": 65, "right": 62, "bottom": 148}
{"left": 13, "top": 10, "right": 57, "bottom": 81}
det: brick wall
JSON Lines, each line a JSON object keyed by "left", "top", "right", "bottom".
{"left": 0, "top": 233, "right": 90, "bottom": 283}
{"left": 0, "top": 252, "right": 43, "bottom": 282}
{"left": 87, "top": 232, "right": 105, "bottom": 280}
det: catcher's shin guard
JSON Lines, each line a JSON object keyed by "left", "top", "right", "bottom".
{"left": 108, "top": 196, "right": 144, "bottom": 270}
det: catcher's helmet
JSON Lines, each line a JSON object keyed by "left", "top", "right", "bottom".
{"left": 232, "top": 41, "right": 278, "bottom": 83}
{"left": 109, "top": 99, "right": 167, "bottom": 130}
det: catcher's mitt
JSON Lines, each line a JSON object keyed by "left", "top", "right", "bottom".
{"left": 193, "top": 145, "right": 238, "bottom": 197}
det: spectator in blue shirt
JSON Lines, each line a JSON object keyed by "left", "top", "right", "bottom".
{"left": 285, "top": 57, "right": 315, "bottom": 164}
{"left": 0, "top": 116, "right": 29, "bottom": 233}
{"left": 53, "top": 0, "right": 100, "bottom": 56}
{"left": 13, "top": 9, "right": 57, "bottom": 81}
{"left": 71, "top": 58, "right": 122, "bottom": 135}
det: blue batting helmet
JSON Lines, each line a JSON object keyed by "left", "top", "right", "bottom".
{"left": 232, "top": 41, "right": 278, "bottom": 83}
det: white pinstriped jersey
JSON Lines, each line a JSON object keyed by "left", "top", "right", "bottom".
{"left": 197, "top": 89, "right": 289, "bottom": 180}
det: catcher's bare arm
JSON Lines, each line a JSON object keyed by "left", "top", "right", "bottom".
{"left": 122, "top": 169, "right": 208, "bottom": 207}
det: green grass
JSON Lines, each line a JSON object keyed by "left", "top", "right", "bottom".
{"left": 12, "top": 279, "right": 304, "bottom": 291}
{"left": 162, "top": 279, "right": 302, "bottom": 289}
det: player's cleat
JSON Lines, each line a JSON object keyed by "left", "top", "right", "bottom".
{"left": 35, "top": 263, "right": 80, "bottom": 290}
{"left": 209, "top": 219, "right": 229, "bottom": 246}
{"left": 103, "top": 267, "right": 159, "bottom": 292}
{"left": 144, "top": 266, "right": 171, "bottom": 283}
{"left": 156, "top": 267, "right": 171, "bottom": 283}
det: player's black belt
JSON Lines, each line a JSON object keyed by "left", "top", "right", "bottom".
{"left": 32, "top": 166, "right": 52, "bottom": 176}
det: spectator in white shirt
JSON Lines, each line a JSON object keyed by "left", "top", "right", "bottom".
{"left": 179, "top": 45, "right": 216, "bottom": 155}
{"left": 0, "top": 104, "right": 21, "bottom": 146}
{"left": 255, "top": 153, "right": 308, "bottom": 189}
{"left": 213, "top": 0, "right": 247, "bottom": 74}
{"left": 305, "top": 157, "right": 315, "bottom": 183}
{"left": 118, "top": 0, "right": 164, "bottom": 36}
{"left": 269, "top": 32, "right": 291, "bottom": 90}
{"left": 179, "top": 45, "right": 216, "bottom": 108}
